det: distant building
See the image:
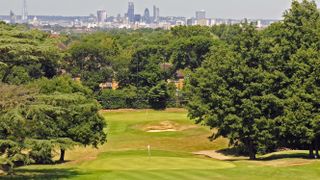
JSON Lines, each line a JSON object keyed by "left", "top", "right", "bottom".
{"left": 143, "top": 8, "right": 151, "bottom": 24}
{"left": 9, "top": 10, "right": 16, "bottom": 24}
{"left": 196, "top": 19, "right": 210, "bottom": 26}
{"left": 176, "top": 20, "right": 185, "bottom": 26}
{"left": 256, "top": 20, "right": 262, "bottom": 28}
{"left": 186, "top": 18, "right": 195, "bottom": 26}
{"left": 128, "top": 2, "right": 135, "bottom": 23}
{"left": 116, "top": 14, "right": 122, "bottom": 22}
{"left": 196, "top": 10, "right": 206, "bottom": 20}
{"left": 97, "top": 10, "right": 107, "bottom": 23}
{"left": 99, "top": 80, "right": 119, "bottom": 90}
{"left": 167, "top": 70, "right": 185, "bottom": 90}
{"left": 153, "top": 5, "right": 160, "bottom": 23}
{"left": 134, "top": 14, "right": 141, "bottom": 23}
{"left": 21, "top": 0, "right": 28, "bottom": 23}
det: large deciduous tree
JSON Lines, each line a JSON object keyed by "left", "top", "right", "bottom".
{"left": 187, "top": 43, "right": 282, "bottom": 159}
{"left": 67, "top": 33, "right": 120, "bottom": 91}
{"left": 0, "top": 76, "right": 107, "bottom": 172}
{"left": 28, "top": 76, "right": 107, "bottom": 162}
{"left": 260, "top": 0, "right": 320, "bottom": 157}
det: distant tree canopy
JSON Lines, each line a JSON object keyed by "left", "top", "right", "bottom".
{"left": 187, "top": 0, "right": 320, "bottom": 159}
{"left": 170, "top": 36, "right": 215, "bottom": 71}
{"left": 0, "top": 24, "right": 61, "bottom": 85}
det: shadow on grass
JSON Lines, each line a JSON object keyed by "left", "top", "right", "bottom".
{"left": 1, "top": 168, "right": 88, "bottom": 179}
{"left": 217, "top": 148, "right": 311, "bottom": 161}
{"left": 217, "top": 148, "right": 244, "bottom": 157}
{"left": 257, "top": 152, "right": 310, "bottom": 161}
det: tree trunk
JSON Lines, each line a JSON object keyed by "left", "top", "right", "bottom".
{"left": 59, "top": 149, "right": 65, "bottom": 162}
{"left": 309, "top": 144, "right": 314, "bottom": 159}
{"left": 248, "top": 140, "right": 256, "bottom": 160}
{"left": 315, "top": 139, "right": 319, "bottom": 158}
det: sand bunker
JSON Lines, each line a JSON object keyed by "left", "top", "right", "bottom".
{"left": 147, "top": 129, "right": 177, "bottom": 132}
{"left": 194, "top": 150, "right": 248, "bottom": 161}
{"left": 142, "top": 121, "right": 196, "bottom": 133}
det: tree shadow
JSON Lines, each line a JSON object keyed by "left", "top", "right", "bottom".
{"left": 1, "top": 168, "right": 88, "bottom": 179}
{"left": 257, "top": 152, "right": 310, "bottom": 161}
{"left": 216, "top": 147, "right": 245, "bottom": 157}
{"left": 217, "top": 148, "right": 312, "bottom": 161}
{"left": 53, "top": 160, "right": 71, "bottom": 164}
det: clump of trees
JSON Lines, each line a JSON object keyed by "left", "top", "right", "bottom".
{"left": 0, "top": 24, "right": 107, "bottom": 173}
{"left": 1, "top": 0, "right": 320, "bottom": 165}
{"left": 0, "top": 77, "right": 107, "bottom": 173}
{"left": 187, "top": 0, "right": 320, "bottom": 159}
{"left": 75, "top": 26, "right": 216, "bottom": 109}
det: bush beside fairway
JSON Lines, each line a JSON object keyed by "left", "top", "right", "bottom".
{"left": 7, "top": 109, "right": 320, "bottom": 179}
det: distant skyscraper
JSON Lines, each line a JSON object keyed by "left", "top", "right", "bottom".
{"left": 153, "top": 5, "right": 160, "bottom": 23}
{"left": 22, "top": 0, "right": 28, "bottom": 23}
{"left": 10, "top": 10, "right": 16, "bottom": 24}
{"left": 128, "top": 2, "right": 135, "bottom": 23}
{"left": 143, "top": 8, "right": 151, "bottom": 24}
{"left": 196, "top": 10, "right": 206, "bottom": 20}
{"left": 97, "top": 10, "right": 107, "bottom": 23}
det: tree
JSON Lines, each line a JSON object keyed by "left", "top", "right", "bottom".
{"left": 28, "top": 76, "right": 107, "bottom": 162}
{"left": 0, "top": 76, "right": 107, "bottom": 172}
{"left": 67, "top": 33, "right": 120, "bottom": 91}
{"left": 186, "top": 42, "right": 282, "bottom": 159}
{"left": 125, "top": 45, "right": 168, "bottom": 88}
{"left": 170, "top": 36, "right": 214, "bottom": 72}
{"left": 0, "top": 23, "right": 61, "bottom": 85}
{"left": 171, "top": 26, "right": 212, "bottom": 38}
{"left": 259, "top": 0, "right": 320, "bottom": 157}
{"left": 0, "top": 84, "right": 37, "bottom": 172}
{"left": 211, "top": 24, "right": 242, "bottom": 44}
{"left": 148, "top": 81, "right": 170, "bottom": 110}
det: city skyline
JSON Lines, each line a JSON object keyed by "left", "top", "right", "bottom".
{"left": 2, "top": 0, "right": 319, "bottom": 19}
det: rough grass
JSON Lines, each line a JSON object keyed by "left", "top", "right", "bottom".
{"left": 7, "top": 109, "right": 320, "bottom": 179}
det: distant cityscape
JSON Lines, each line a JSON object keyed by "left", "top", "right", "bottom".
{"left": 0, "top": 0, "right": 278, "bottom": 33}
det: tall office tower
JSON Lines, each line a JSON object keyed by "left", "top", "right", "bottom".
{"left": 156, "top": 7, "right": 160, "bottom": 20}
{"left": 10, "top": 10, "right": 16, "bottom": 24}
{"left": 128, "top": 2, "right": 135, "bottom": 23}
{"left": 196, "top": 10, "right": 206, "bottom": 20}
{"left": 22, "top": 0, "right": 28, "bottom": 23}
{"left": 97, "top": 10, "right": 107, "bottom": 23}
{"left": 143, "top": 8, "right": 151, "bottom": 24}
{"left": 153, "top": 5, "right": 160, "bottom": 23}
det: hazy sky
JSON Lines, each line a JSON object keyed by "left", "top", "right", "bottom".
{"left": 1, "top": 0, "right": 319, "bottom": 19}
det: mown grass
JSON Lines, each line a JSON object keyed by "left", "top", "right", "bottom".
{"left": 8, "top": 109, "right": 320, "bottom": 179}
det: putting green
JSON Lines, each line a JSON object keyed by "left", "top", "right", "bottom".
{"left": 77, "top": 150, "right": 235, "bottom": 171}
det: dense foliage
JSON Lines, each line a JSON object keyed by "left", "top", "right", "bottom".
{"left": 187, "top": 0, "right": 320, "bottom": 159}
{"left": 0, "top": 77, "right": 106, "bottom": 172}
{"left": 0, "top": 24, "right": 61, "bottom": 84}
{"left": 1, "top": 0, "right": 320, "bottom": 170}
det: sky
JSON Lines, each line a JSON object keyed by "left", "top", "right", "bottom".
{"left": 1, "top": 0, "right": 319, "bottom": 19}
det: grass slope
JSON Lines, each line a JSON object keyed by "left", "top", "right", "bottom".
{"left": 7, "top": 109, "right": 320, "bottom": 179}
